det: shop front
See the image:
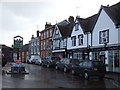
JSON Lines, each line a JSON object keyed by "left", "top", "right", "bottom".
{"left": 67, "top": 48, "right": 89, "bottom": 60}
{"left": 90, "top": 46, "right": 120, "bottom": 73}
{"left": 108, "top": 50, "right": 120, "bottom": 73}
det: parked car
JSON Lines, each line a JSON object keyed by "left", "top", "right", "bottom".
{"left": 35, "top": 58, "right": 42, "bottom": 65}
{"left": 55, "top": 58, "right": 80, "bottom": 73}
{"left": 42, "top": 56, "right": 61, "bottom": 68}
{"left": 71, "top": 60, "right": 106, "bottom": 79}
{"left": 30, "top": 55, "right": 41, "bottom": 64}
{"left": 6, "top": 60, "right": 29, "bottom": 74}
{"left": 27, "top": 58, "right": 32, "bottom": 64}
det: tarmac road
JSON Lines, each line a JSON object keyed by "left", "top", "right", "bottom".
{"left": 2, "top": 63, "right": 119, "bottom": 88}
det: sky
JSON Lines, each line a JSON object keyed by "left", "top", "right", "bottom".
{"left": 0, "top": 0, "right": 120, "bottom": 47}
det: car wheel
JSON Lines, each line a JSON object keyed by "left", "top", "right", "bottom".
{"left": 55, "top": 65, "right": 58, "bottom": 70}
{"left": 41, "top": 63, "right": 44, "bottom": 66}
{"left": 63, "top": 67, "right": 67, "bottom": 73}
{"left": 84, "top": 72, "right": 89, "bottom": 79}
{"left": 71, "top": 69, "right": 75, "bottom": 75}
{"left": 47, "top": 64, "right": 50, "bottom": 68}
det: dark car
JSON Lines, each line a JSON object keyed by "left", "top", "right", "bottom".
{"left": 42, "top": 56, "right": 61, "bottom": 68}
{"left": 6, "top": 60, "right": 29, "bottom": 74}
{"left": 71, "top": 60, "right": 106, "bottom": 79}
{"left": 55, "top": 58, "right": 80, "bottom": 73}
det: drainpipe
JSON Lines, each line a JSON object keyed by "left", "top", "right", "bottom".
{"left": 113, "top": 50, "right": 115, "bottom": 72}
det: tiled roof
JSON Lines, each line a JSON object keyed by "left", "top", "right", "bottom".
{"left": 77, "top": 14, "right": 98, "bottom": 33}
{"left": 57, "top": 20, "right": 69, "bottom": 26}
{"left": 20, "top": 44, "right": 29, "bottom": 52}
{"left": 57, "top": 22, "right": 74, "bottom": 38}
{"left": 103, "top": 2, "right": 120, "bottom": 27}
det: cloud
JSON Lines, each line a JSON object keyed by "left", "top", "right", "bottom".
{"left": 0, "top": 0, "right": 120, "bottom": 47}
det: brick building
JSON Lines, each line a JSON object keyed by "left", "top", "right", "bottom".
{"left": 40, "top": 22, "right": 55, "bottom": 58}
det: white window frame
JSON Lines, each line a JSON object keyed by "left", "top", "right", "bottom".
{"left": 55, "top": 40, "right": 60, "bottom": 48}
{"left": 71, "top": 36, "right": 76, "bottom": 46}
{"left": 99, "top": 30, "right": 109, "bottom": 44}
{"left": 78, "top": 34, "right": 83, "bottom": 45}
{"left": 50, "top": 29, "right": 52, "bottom": 37}
{"left": 75, "top": 23, "right": 79, "bottom": 31}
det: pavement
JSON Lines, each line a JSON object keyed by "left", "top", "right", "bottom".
{"left": 2, "top": 62, "right": 120, "bottom": 88}
{"left": 104, "top": 72, "right": 120, "bottom": 88}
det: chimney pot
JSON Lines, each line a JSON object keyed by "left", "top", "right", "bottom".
{"left": 68, "top": 16, "right": 74, "bottom": 23}
{"left": 37, "top": 30, "right": 39, "bottom": 37}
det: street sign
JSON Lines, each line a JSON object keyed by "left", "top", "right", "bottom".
{"left": 13, "top": 35, "right": 23, "bottom": 49}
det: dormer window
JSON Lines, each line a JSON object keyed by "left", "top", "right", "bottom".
{"left": 75, "top": 23, "right": 79, "bottom": 31}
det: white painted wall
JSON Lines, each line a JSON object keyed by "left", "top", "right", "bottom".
{"left": 67, "top": 21, "right": 87, "bottom": 50}
{"left": 92, "top": 9, "right": 118, "bottom": 46}
{"left": 118, "top": 27, "right": 120, "bottom": 43}
{"left": 88, "top": 33, "right": 92, "bottom": 46}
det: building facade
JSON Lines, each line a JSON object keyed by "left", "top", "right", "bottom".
{"left": 29, "top": 31, "right": 40, "bottom": 58}
{"left": 0, "top": 44, "right": 13, "bottom": 67}
{"left": 91, "top": 2, "right": 120, "bottom": 72}
{"left": 19, "top": 44, "right": 29, "bottom": 63}
{"left": 67, "top": 15, "right": 97, "bottom": 60}
{"left": 40, "top": 22, "right": 55, "bottom": 58}
{"left": 52, "top": 17, "right": 74, "bottom": 58}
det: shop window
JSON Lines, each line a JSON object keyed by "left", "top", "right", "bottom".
{"left": 114, "top": 52, "right": 119, "bottom": 67}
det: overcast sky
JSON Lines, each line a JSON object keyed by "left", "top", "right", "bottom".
{"left": 0, "top": 0, "right": 119, "bottom": 47}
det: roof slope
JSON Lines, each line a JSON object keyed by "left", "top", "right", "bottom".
{"left": 58, "top": 22, "right": 74, "bottom": 38}
{"left": 103, "top": 2, "right": 120, "bottom": 27}
{"left": 20, "top": 44, "right": 29, "bottom": 52}
{"left": 77, "top": 14, "right": 98, "bottom": 33}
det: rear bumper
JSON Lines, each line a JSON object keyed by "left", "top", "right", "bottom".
{"left": 89, "top": 71, "right": 106, "bottom": 77}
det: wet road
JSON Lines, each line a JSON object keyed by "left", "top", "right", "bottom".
{"left": 2, "top": 63, "right": 118, "bottom": 88}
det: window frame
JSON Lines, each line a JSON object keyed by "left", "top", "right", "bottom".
{"left": 71, "top": 36, "right": 76, "bottom": 46}
{"left": 75, "top": 23, "right": 79, "bottom": 31}
{"left": 99, "top": 29, "right": 109, "bottom": 44}
{"left": 78, "top": 34, "right": 84, "bottom": 45}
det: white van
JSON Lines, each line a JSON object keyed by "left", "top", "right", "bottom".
{"left": 30, "top": 55, "right": 41, "bottom": 64}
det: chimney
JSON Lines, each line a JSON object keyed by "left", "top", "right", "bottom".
{"left": 31, "top": 35, "right": 34, "bottom": 39}
{"left": 68, "top": 16, "right": 74, "bottom": 23}
{"left": 76, "top": 15, "right": 80, "bottom": 18}
{"left": 37, "top": 30, "right": 39, "bottom": 37}
{"left": 107, "top": 4, "right": 109, "bottom": 7}
{"left": 45, "top": 22, "right": 52, "bottom": 29}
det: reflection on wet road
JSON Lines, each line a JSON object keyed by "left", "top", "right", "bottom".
{"left": 2, "top": 64, "right": 118, "bottom": 88}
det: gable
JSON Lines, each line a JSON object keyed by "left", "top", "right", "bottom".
{"left": 71, "top": 19, "right": 84, "bottom": 37}
{"left": 94, "top": 9, "right": 115, "bottom": 31}
{"left": 52, "top": 25, "right": 62, "bottom": 40}
{"left": 103, "top": 2, "right": 120, "bottom": 27}
{"left": 92, "top": 8, "right": 119, "bottom": 46}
